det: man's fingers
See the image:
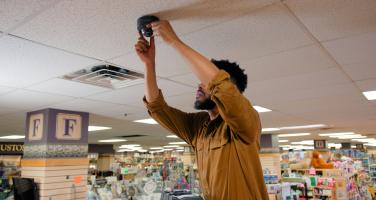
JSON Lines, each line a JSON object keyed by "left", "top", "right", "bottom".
{"left": 150, "top": 36, "right": 155, "bottom": 48}
{"left": 135, "top": 45, "right": 143, "bottom": 52}
{"left": 135, "top": 43, "right": 147, "bottom": 52}
{"left": 137, "top": 39, "right": 149, "bottom": 47}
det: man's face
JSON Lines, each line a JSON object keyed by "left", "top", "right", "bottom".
{"left": 194, "top": 83, "right": 216, "bottom": 110}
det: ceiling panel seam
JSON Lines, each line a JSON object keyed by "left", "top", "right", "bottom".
{"left": 159, "top": 77, "right": 195, "bottom": 88}
{"left": 280, "top": 2, "right": 368, "bottom": 99}
{"left": 6, "top": 33, "right": 103, "bottom": 62}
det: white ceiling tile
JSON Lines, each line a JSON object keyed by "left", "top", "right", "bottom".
{"left": 27, "top": 78, "right": 110, "bottom": 97}
{"left": 286, "top": 0, "right": 376, "bottom": 41}
{"left": 180, "top": 4, "right": 313, "bottom": 63}
{"left": 85, "top": 83, "right": 145, "bottom": 105}
{"left": 0, "top": 85, "right": 16, "bottom": 96}
{"left": 110, "top": 43, "right": 192, "bottom": 78}
{"left": 112, "top": 4, "right": 313, "bottom": 78}
{"left": 259, "top": 111, "right": 310, "bottom": 128}
{"left": 0, "top": 105, "right": 24, "bottom": 116}
{"left": 111, "top": 4, "right": 310, "bottom": 78}
{"left": 245, "top": 67, "right": 351, "bottom": 105}
{"left": 356, "top": 79, "right": 376, "bottom": 92}
{"left": 271, "top": 91, "right": 368, "bottom": 116}
{"left": 165, "top": 92, "right": 196, "bottom": 110}
{"left": 245, "top": 45, "right": 336, "bottom": 82}
{"left": 0, "top": 89, "right": 73, "bottom": 110}
{"left": 121, "top": 113, "right": 151, "bottom": 121}
{"left": 250, "top": 83, "right": 361, "bottom": 108}
{"left": 323, "top": 31, "right": 376, "bottom": 65}
{"left": 0, "top": 36, "right": 98, "bottom": 88}
{"left": 168, "top": 73, "right": 199, "bottom": 87}
{"left": 342, "top": 62, "right": 376, "bottom": 81}
{"left": 295, "top": 106, "right": 376, "bottom": 128}
{"left": 86, "top": 79, "right": 193, "bottom": 105}
{"left": 52, "top": 98, "right": 145, "bottom": 118}
{"left": 0, "top": 0, "right": 58, "bottom": 31}
{"left": 11, "top": 0, "right": 275, "bottom": 60}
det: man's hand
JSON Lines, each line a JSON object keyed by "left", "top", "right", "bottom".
{"left": 151, "top": 20, "right": 181, "bottom": 45}
{"left": 135, "top": 32, "right": 155, "bottom": 66}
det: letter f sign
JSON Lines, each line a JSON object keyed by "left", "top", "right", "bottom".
{"left": 64, "top": 119, "right": 77, "bottom": 136}
{"left": 33, "top": 119, "right": 40, "bottom": 137}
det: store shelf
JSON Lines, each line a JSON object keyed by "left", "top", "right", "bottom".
{"left": 281, "top": 177, "right": 305, "bottom": 183}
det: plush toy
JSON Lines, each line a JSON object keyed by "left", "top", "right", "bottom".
{"left": 310, "top": 151, "right": 334, "bottom": 169}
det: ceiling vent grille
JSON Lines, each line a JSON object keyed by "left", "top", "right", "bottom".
{"left": 61, "top": 64, "right": 144, "bottom": 89}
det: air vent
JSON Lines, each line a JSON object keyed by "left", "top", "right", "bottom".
{"left": 120, "top": 134, "right": 147, "bottom": 138}
{"left": 62, "top": 64, "right": 144, "bottom": 89}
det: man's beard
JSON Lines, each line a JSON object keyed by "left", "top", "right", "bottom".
{"left": 194, "top": 98, "right": 216, "bottom": 110}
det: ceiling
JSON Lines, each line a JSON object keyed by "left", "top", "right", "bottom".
{"left": 0, "top": 0, "right": 376, "bottom": 150}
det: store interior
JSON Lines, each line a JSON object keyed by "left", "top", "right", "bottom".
{"left": 1, "top": 0, "right": 376, "bottom": 200}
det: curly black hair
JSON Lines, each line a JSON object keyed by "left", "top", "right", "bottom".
{"left": 211, "top": 59, "right": 248, "bottom": 93}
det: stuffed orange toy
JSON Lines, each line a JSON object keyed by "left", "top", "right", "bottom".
{"left": 310, "top": 151, "right": 334, "bottom": 169}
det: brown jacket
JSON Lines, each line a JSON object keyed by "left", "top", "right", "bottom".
{"left": 144, "top": 70, "right": 269, "bottom": 200}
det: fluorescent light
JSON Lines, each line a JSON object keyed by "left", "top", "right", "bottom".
{"left": 253, "top": 106, "right": 272, "bottom": 113}
{"left": 176, "top": 147, "right": 185, "bottom": 149}
{"left": 280, "top": 124, "right": 325, "bottom": 130}
{"left": 149, "top": 147, "right": 164, "bottom": 150}
{"left": 363, "top": 90, "right": 376, "bottom": 100}
{"left": 329, "top": 134, "right": 366, "bottom": 139}
{"left": 0, "top": 135, "right": 25, "bottom": 139}
{"left": 278, "top": 140, "right": 289, "bottom": 143}
{"left": 328, "top": 143, "right": 341, "bottom": 148}
{"left": 164, "top": 148, "right": 173, "bottom": 151}
{"left": 352, "top": 138, "right": 376, "bottom": 143}
{"left": 127, "top": 146, "right": 142, "bottom": 150}
{"left": 119, "top": 144, "right": 140, "bottom": 148}
{"left": 88, "top": 126, "right": 112, "bottom": 132}
{"left": 117, "top": 149, "right": 135, "bottom": 152}
{"left": 289, "top": 145, "right": 314, "bottom": 150}
{"left": 169, "top": 142, "right": 187, "bottom": 145}
{"left": 262, "top": 128, "right": 280, "bottom": 132}
{"left": 163, "top": 145, "right": 179, "bottom": 148}
{"left": 150, "top": 150, "right": 164, "bottom": 153}
{"left": 133, "top": 118, "right": 158, "bottom": 124}
{"left": 365, "top": 143, "right": 376, "bottom": 146}
{"left": 166, "top": 135, "right": 178, "bottom": 138}
{"left": 176, "top": 150, "right": 184, "bottom": 152}
{"left": 278, "top": 133, "right": 310, "bottom": 137}
{"left": 98, "top": 139, "right": 127, "bottom": 143}
{"left": 137, "top": 149, "right": 148, "bottom": 153}
{"left": 319, "top": 132, "right": 355, "bottom": 136}
{"left": 291, "top": 140, "right": 314, "bottom": 145}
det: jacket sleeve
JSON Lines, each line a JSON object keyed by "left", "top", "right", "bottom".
{"left": 143, "top": 90, "right": 205, "bottom": 147}
{"left": 207, "top": 70, "right": 261, "bottom": 144}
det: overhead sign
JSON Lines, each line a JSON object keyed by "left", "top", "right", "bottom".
{"left": 25, "top": 108, "right": 89, "bottom": 144}
{"left": 28, "top": 113, "right": 44, "bottom": 141}
{"left": 314, "top": 140, "right": 327, "bottom": 150}
{"left": 356, "top": 144, "right": 364, "bottom": 150}
{"left": 56, "top": 113, "right": 82, "bottom": 140}
{"left": 0, "top": 142, "right": 24, "bottom": 155}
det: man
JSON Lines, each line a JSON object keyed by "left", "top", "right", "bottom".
{"left": 135, "top": 20, "right": 268, "bottom": 200}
